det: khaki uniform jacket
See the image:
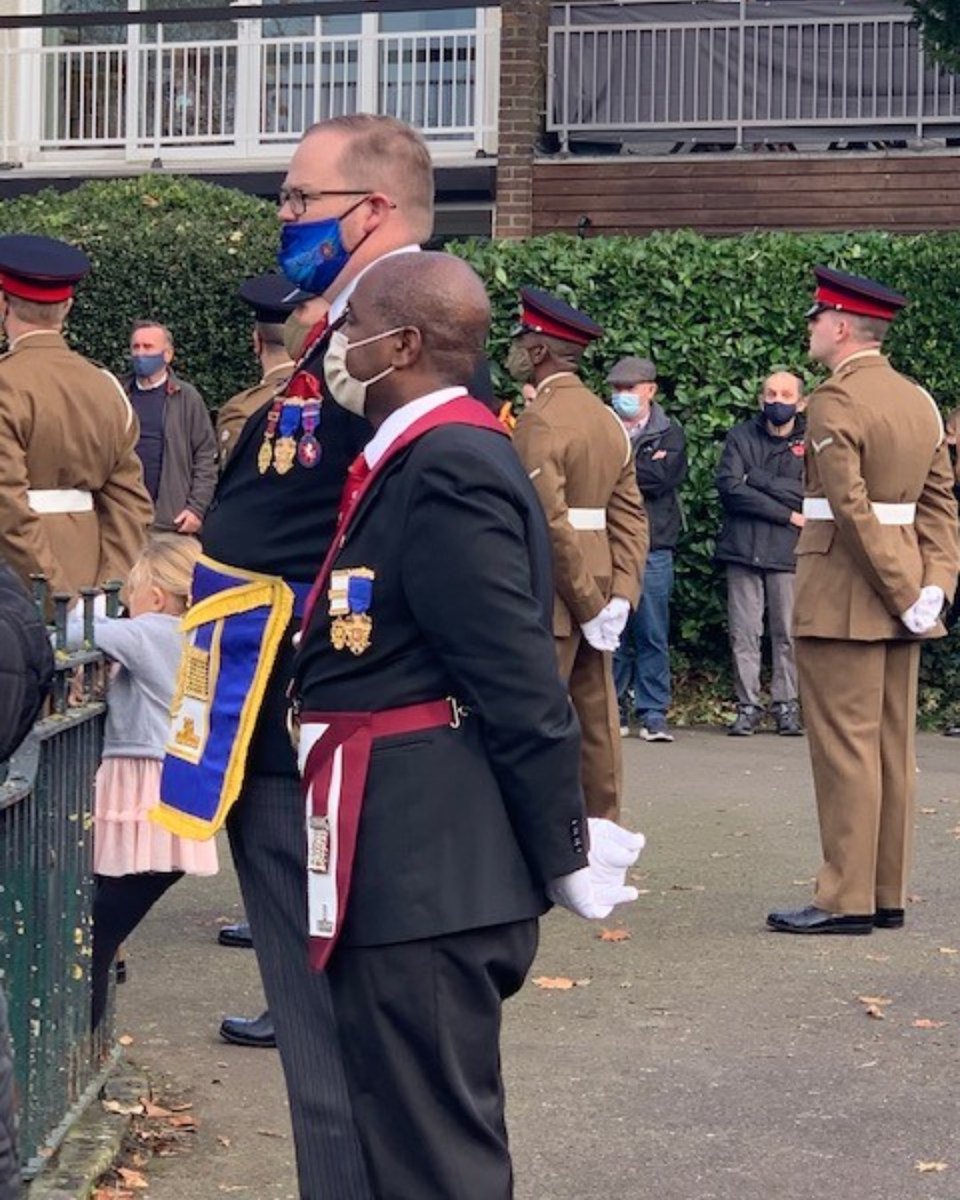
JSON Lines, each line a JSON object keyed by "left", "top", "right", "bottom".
{"left": 0, "top": 331, "right": 153, "bottom": 597}
{"left": 215, "top": 360, "right": 294, "bottom": 469}
{"left": 794, "top": 350, "right": 959, "bottom": 641}
{"left": 513, "top": 373, "right": 649, "bottom": 637}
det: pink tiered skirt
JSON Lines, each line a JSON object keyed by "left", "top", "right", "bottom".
{"left": 94, "top": 757, "right": 219, "bottom": 878}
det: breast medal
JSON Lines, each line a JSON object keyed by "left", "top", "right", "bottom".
{"left": 329, "top": 568, "right": 375, "bottom": 655}
{"left": 297, "top": 399, "right": 321, "bottom": 468}
{"left": 257, "top": 399, "right": 283, "bottom": 475}
{"left": 273, "top": 402, "right": 302, "bottom": 475}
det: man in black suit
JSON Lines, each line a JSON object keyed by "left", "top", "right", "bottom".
{"left": 291, "top": 251, "right": 644, "bottom": 1200}
{"left": 200, "top": 114, "right": 443, "bottom": 1198}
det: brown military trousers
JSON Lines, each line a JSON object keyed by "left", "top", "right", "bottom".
{"left": 556, "top": 631, "right": 621, "bottom": 822}
{"left": 796, "top": 637, "right": 920, "bottom": 915}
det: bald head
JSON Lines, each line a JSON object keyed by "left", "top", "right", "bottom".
{"left": 761, "top": 370, "right": 803, "bottom": 405}
{"left": 355, "top": 251, "right": 490, "bottom": 387}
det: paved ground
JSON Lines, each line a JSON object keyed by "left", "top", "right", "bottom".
{"left": 117, "top": 730, "right": 960, "bottom": 1200}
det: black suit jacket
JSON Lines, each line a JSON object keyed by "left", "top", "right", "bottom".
{"left": 295, "top": 418, "right": 589, "bottom": 945}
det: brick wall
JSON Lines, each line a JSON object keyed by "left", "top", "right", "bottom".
{"left": 493, "top": 0, "right": 550, "bottom": 239}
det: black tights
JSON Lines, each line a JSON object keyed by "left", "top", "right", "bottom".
{"left": 92, "top": 872, "right": 183, "bottom": 1029}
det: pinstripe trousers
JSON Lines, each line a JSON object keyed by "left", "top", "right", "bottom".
{"left": 227, "top": 774, "right": 372, "bottom": 1200}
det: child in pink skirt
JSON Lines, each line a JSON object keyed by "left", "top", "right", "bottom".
{"left": 72, "top": 534, "right": 218, "bottom": 1028}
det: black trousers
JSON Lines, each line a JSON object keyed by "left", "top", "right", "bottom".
{"left": 92, "top": 871, "right": 183, "bottom": 1030}
{"left": 0, "top": 986, "right": 18, "bottom": 1200}
{"left": 328, "top": 920, "right": 539, "bottom": 1200}
{"left": 227, "top": 774, "right": 371, "bottom": 1200}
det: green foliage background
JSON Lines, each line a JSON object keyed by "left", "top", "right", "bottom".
{"left": 1, "top": 176, "right": 958, "bottom": 720}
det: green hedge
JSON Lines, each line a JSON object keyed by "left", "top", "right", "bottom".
{"left": 1, "top": 176, "right": 958, "bottom": 719}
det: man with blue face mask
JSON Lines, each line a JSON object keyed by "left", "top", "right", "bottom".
{"left": 607, "top": 356, "right": 687, "bottom": 743}
{"left": 122, "top": 320, "right": 217, "bottom": 536}
{"left": 153, "top": 115, "right": 458, "bottom": 1200}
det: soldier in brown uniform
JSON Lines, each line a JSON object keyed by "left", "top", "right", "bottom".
{"left": 0, "top": 235, "right": 153, "bottom": 598}
{"left": 216, "top": 274, "right": 298, "bottom": 469}
{"left": 511, "top": 289, "right": 648, "bottom": 821}
{"left": 768, "top": 267, "right": 959, "bottom": 935}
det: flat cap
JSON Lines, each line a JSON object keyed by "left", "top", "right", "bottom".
{"left": 806, "top": 266, "right": 907, "bottom": 321}
{"left": 239, "top": 272, "right": 300, "bottom": 323}
{"left": 0, "top": 234, "right": 91, "bottom": 302}
{"left": 607, "top": 356, "right": 656, "bottom": 386}
{"left": 512, "top": 286, "right": 603, "bottom": 347}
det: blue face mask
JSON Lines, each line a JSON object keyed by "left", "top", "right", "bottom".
{"left": 277, "top": 199, "right": 368, "bottom": 297}
{"left": 611, "top": 391, "right": 641, "bottom": 419}
{"left": 130, "top": 352, "right": 166, "bottom": 379}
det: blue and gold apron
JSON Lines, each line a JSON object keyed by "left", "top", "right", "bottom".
{"left": 152, "top": 556, "right": 308, "bottom": 839}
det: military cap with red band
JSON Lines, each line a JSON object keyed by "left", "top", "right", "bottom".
{"left": 0, "top": 234, "right": 91, "bottom": 303}
{"left": 806, "top": 265, "right": 907, "bottom": 322}
{"left": 512, "top": 286, "right": 604, "bottom": 347}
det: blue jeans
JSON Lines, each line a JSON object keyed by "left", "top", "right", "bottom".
{"left": 614, "top": 549, "right": 674, "bottom": 719}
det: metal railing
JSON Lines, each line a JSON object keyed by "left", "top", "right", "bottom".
{"left": 0, "top": 15, "right": 499, "bottom": 166}
{"left": 547, "top": 1, "right": 960, "bottom": 150}
{"left": 0, "top": 586, "right": 119, "bottom": 1180}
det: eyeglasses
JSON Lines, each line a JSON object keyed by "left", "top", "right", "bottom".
{"left": 277, "top": 187, "right": 370, "bottom": 218}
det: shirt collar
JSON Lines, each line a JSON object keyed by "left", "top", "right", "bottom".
{"left": 10, "top": 329, "right": 62, "bottom": 350}
{"left": 364, "top": 387, "right": 467, "bottom": 469}
{"left": 328, "top": 244, "right": 421, "bottom": 326}
{"left": 535, "top": 371, "right": 577, "bottom": 396}
{"left": 834, "top": 347, "right": 883, "bottom": 372}
{"left": 262, "top": 359, "right": 295, "bottom": 383}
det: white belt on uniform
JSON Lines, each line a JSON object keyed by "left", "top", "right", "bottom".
{"left": 802, "top": 498, "right": 916, "bottom": 525}
{"left": 26, "top": 488, "right": 94, "bottom": 515}
{"left": 567, "top": 507, "right": 607, "bottom": 531}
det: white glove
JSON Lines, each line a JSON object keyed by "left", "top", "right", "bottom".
{"left": 602, "top": 596, "right": 631, "bottom": 640}
{"left": 900, "top": 585, "right": 944, "bottom": 634}
{"left": 546, "top": 818, "right": 646, "bottom": 920}
{"left": 580, "top": 608, "right": 620, "bottom": 653}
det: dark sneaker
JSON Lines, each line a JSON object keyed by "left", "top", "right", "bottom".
{"left": 639, "top": 713, "right": 674, "bottom": 743}
{"left": 772, "top": 700, "right": 804, "bottom": 737}
{"left": 728, "top": 704, "right": 764, "bottom": 737}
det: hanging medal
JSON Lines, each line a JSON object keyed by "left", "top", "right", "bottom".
{"left": 273, "top": 402, "right": 302, "bottom": 475}
{"left": 330, "top": 568, "right": 375, "bottom": 655}
{"left": 297, "top": 399, "right": 321, "bottom": 469}
{"left": 257, "top": 398, "right": 283, "bottom": 475}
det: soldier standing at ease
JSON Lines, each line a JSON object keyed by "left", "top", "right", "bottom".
{"left": 0, "top": 235, "right": 153, "bottom": 598}
{"left": 768, "top": 267, "right": 959, "bottom": 936}
{"left": 216, "top": 274, "right": 299, "bottom": 469}
{"left": 511, "top": 289, "right": 648, "bottom": 821}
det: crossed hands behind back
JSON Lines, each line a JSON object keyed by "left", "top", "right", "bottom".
{"left": 580, "top": 596, "right": 632, "bottom": 653}
{"left": 547, "top": 818, "right": 646, "bottom": 920}
{"left": 900, "top": 585, "right": 945, "bottom": 635}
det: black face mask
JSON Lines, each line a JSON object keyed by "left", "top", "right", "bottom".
{"left": 764, "top": 401, "right": 797, "bottom": 428}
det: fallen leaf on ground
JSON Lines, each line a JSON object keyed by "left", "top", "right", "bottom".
{"left": 217, "top": 1135, "right": 232, "bottom": 1148}
{"left": 598, "top": 928, "right": 631, "bottom": 942}
{"left": 117, "top": 1167, "right": 149, "bottom": 1189}
{"left": 532, "top": 976, "right": 588, "bottom": 990}
{"left": 912, "top": 1018, "right": 946, "bottom": 1029}
{"left": 93, "top": 1190, "right": 134, "bottom": 1200}
{"left": 907, "top": 893, "right": 925, "bottom": 904}
{"left": 102, "top": 1099, "right": 144, "bottom": 1116}
{"left": 256, "top": 1129, "right": 287, "bottom": 1139}
{"left": 167, "top": 1102, "right": 194, "bottom": 1112}
{"left": 863, "top": 1005, "right": 886, "bottom": 1020}
{"left": 915, "top": 1161, "right": 948, "bottom": 1173}
{"left": 865, "top": 953, "right": 890, "bottom": 963}
{"left": 117, "top": 1034, "right": 134, "bottom": 1047}
{"left": 857, "top": 995, "right": 893, "bottom": 1007}
{"left": 167, "top": 1114, "right": 198, "bottom": 1130}
{"left": 938, "top": 947, "right": 959, "bottom": 955}
{"left": 142, "top": 1100, "right": 173, "bottom": 1119}
{"left": 919, "top": 807, "right": 937, "bottom": 815}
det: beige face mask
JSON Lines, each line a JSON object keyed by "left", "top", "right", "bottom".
{"left": 282, "top": 313, "right": 314, "bottom": 361}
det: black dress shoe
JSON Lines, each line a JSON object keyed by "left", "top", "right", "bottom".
{"left": 218, "top": 922, "right": 254, "bottom": 949}
{"left": 219, "top": 1010, "right": 276, "bottom": 1048}
{"left": 874, "top": 908, "right": 905, "bottom": 929}
{"left": 766, "top": 905, "right": 874, "bottom": 935}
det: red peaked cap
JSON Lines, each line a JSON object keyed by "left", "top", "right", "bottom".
{"left": 0, "top": 234, "right": 91, "bottom": 303}
{"left": 513, "top": 286, "right": 603, "bottom": 347}
{"left": 807, "top": 265, "right": 907, "bottom": 322}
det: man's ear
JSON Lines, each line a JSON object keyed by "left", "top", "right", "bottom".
{"left": 393, "top": 326, "right": 422, "bottom": 368}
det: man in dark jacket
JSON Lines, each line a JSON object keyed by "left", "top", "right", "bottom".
{"left": 609, "top": 357, "right": 687, "bottom": 742}
{"left": 715, "top": 370, "right": 806, "bottom": 736}
{"left": 123, "top": 321, "right": 218, "bottom": 535}
{"left": 1, "top": 559, "right": 56, "bottom": 1200}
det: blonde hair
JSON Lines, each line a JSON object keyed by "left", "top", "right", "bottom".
{"left": 306, "top": 114, "right": 435, "bottom": 242}
{"left": 128, "top": 534, "right": 200, "bottom": 609}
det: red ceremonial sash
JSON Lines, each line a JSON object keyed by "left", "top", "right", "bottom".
{"left": 296, "top": 394, "right": 506, "bottom": 971}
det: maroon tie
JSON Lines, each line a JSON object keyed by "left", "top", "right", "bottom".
{"left": 340, "top": 453, "right": 371, "bottom": 523}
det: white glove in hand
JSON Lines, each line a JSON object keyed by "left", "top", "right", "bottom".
{"left": 900, "top": 585, "right": 945, "bottom": 635}
{"left": 546, "top": 818, "right": 646, "bottom": 920}
{"left": 603, "top": 596, "right": 631, "bottom": 640}
{"left": 580, "top": 608, "right": 620, "bottom": 653}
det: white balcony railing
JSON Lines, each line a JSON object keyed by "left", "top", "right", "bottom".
{"left": 547, "top": 0, "right": 960, "bottom": 150}
{"left": 0, "top": 14, "right": 500, "bottom": 167}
